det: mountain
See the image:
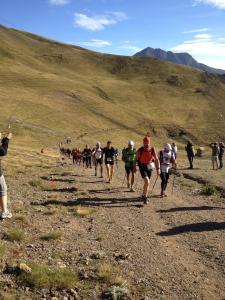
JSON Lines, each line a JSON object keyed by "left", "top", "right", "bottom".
{"left": 134, "top": 47, "right": 225, "bottom": 75}
{"left": 1, "top": 24, "right": 225, "bottom": 149}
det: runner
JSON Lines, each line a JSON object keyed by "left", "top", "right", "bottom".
{"left": 136, "top": 136, "right": 160, "bottom": 204}
{"left": 82, "top": 145, "right": 88, "bottom": 167}
{"left": 71, "top": 148, "right": 77, "bottom": 165}
{"left": 209, "top": 142, "right": 220, "bottom": 170}
{"left": 93, "top": 142, "right": 103, "bottom": 177}
{"left": 122, "top": 140, "right": 136, "bottom": 192}
{"left": 185, "top": 141, "right": 195, "bottom": 169}
{"left": 0, "top": 131, "right": 12, "bottom": 219}
{"left": 103, "top": 141, "right": 116, "bottom": 183}
{"left": 159, "top": 144, "right": 177, "bottom": 198}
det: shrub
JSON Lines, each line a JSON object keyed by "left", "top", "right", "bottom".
{"left": 201, "top": 185, "right": 216, "bottom": 196}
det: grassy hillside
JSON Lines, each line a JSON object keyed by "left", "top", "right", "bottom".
{"left": 1, "top": 24, "right": 225, "bottom": 150}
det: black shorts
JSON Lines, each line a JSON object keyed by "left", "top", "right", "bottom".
{"left": 125, "top": 163, "right": 135, "bottom": 175}
{"left": 95, "top": 158, "right": 103, "bottom": 165}
{"left": 105, "top": 159, "right": 114, "bottom": 165}
{"left": 139, "top": 164, "right": 152, "bottom": 179}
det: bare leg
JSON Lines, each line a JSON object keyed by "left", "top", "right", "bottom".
{"left": 110, "top": 165, "right": 114, "bottom": 180}
{"left": 131, "top": 172, "right": 135, "bottom": 187}
{"left": 0, "top": 195, "right": 8, "bottom": 212}
{"left": 106, "top": 164, "right": 110, "bottom": 181}
{"left": 143, "top": 177, "right": 150, "bottom": 198}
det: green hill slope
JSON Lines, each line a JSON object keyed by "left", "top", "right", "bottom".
{"left": 1, "top": 24, "right": 225, "bottom": 149}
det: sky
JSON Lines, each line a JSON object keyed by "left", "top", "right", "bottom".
{"left": 0, "top": 0, "right": 225, "bottom": 69}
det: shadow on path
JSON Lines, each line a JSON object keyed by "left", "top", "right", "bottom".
{"left": 157, "top": 222, "right": 225, "bottom": 236}
{"left": 31, "top": 196, "right": 142, "bottom": 208}
{"left": 157, "top": 206, "right": 225, "bottom": 213}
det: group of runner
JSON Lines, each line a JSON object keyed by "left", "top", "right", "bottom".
{"left": 61, "top": 136, "right": 177, "bottom": 204}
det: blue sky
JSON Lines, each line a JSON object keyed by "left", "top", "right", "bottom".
{"left": 1, "top": 0, "right": 225, "bottom": 69}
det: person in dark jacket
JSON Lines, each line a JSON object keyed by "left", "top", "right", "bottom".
{"left": 0, "top": 131, "right": 12, "bottom": 219}
{"left": 219, "top": 142, "right": 225, "bottom": 169}
{"left": 185, "top": 141, "right": 195, "bottom": 169}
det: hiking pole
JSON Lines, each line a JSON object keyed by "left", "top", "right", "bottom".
{"left": 150, "top": 175, "right": 159, "bottom": 195}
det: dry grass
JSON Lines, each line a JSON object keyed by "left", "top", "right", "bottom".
{"left": 97, "top": 263, "right": 127, "bottom": 286}
{"left": 74, "top": 207, "right": 95, "bottom": 218}
{"left": 1, "top": 25, "right": 225, "bottom": 152}
{"left": 17, "top": 263, "right": 78, "bottom": 290}
{"left": 5, "top": 229, "right": 25, "bottom": 242}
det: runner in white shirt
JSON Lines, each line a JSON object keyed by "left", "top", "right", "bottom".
{"left": 93, "top": 142, "right": 103, "bottom": 177}
{"left": 159, "top": 143, "right": 176, "bottom": 198}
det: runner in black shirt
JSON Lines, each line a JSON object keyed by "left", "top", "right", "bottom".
{"left": 103, "top": 141, "right": 116, "bottom": 183}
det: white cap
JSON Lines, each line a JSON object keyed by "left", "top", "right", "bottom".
{"left": 128, "top": 140, "right": 134, "bottom": 146}
{"left": 164, "top": 143, "right": 172, "bottom": 151}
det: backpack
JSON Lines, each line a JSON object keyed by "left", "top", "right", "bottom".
{"left": 137, "top": 146, "right": 155, "bottom": 165}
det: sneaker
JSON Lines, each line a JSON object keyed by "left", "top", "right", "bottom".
{"left": 141, "top": 195, "right": 148, "bottom": 204}
{"left": 130, "top": 186, "right": 135, "bottom": 192}
{"left": 1, "top": 211, "right": 12, "bottom": 219}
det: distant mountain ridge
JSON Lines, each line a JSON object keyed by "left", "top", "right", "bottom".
{"left": 134, "top": 47, "right": 225, "bottom": 75}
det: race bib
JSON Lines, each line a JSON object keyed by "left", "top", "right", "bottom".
{"left": 107, "top": 157, "right": 112, "bottom": 162}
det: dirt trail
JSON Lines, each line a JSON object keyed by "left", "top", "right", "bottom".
{"left": 1, "top": 155, "right": 225, "bottom": 299}
{"left": 70, "top": 161, "right": 225, "bottom": 299}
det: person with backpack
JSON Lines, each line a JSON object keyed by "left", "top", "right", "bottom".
{"left": 185, "top": 141, "right": 195, "bottom": 169}
{"left": 159, "top": 144, "right": 176, "bottom": 198}
{"left": 93, "top": 142, "right": 103, "bottom": 177}
{"left": 122, "top": 141, "right": 136, "bottom": 192}
{"left": 0, "top": 131, "right": 12, "bottom": 219}
{"left": 209, "top": 142, "right": 220, "bottom": 170}
{"left": 103, "top": 141, "right": 116, "bottom": 183}
{"left": 136, "top": 136, "right": 160, "bottom": 204}
{"left": 219, "top": 142, "right": 225, "bottom": 169}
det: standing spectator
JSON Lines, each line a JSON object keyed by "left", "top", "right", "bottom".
{"left": 210, "top": 143, "right": 220, "bottom": 170}
{"left": 0, "top": 131, "right": 12, "bottom": 219}
{"left": 219, "top": 142, "right": 225, "bottom": 169}
{"left": 185, "top": 141, "right": 195, "bottom": 169}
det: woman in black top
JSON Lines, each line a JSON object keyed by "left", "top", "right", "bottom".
{"left": 103, "top": 141, "right": 116, "bottom": 183}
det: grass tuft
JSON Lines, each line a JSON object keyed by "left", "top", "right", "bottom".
{"left": 40, "top": 232, "right": 62, "bottom": 241}
{"left": 74, "top": 207, "right": 95, "bottom": 218}
{"left": 97, "top": 263, "right": 127, "bottom": 286}
{"left": 18, "top": 263, "right": 78, "bottom": 290}
{"left": 201, "top": 185, "right": 216, "bottom": 196}
{"left": 29, "top": 179, "right": 55, "bottom": 191}
{"left": 5, "top": 229, "right": 25, "bottom": 242}
{"left": 0, "top": 243, "right": 7, "bottom": 256}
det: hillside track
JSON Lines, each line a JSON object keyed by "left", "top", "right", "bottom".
{"left": 1, "top": 154, "right": 225, "bottom": 299}
{"left": 46, "top": 159, "right": 225, "bottom": 299}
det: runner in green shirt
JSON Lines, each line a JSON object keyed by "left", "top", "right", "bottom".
{"left": 122, "top": 140, "right": 137, "bottom": 192}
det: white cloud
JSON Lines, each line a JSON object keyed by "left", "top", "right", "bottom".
{"left": 74, "top": 11, "right": 127, "bottom": 31}
{"left": 172, "top": 33, "right": 225, "bottom": 69}
{"left": 49, "top": 0, "right": 70, "bottom": 5}
{"left": 182, "top": 28, "right": 209, "bottom": 34}
{"left": 82, "top": 39, "right": 112, "bottom": 48}
{"left": 194, "top": 0, "right": 225, "bottom": 9}
{"left": 194, "top": 33, "right": 212, "bottom": 39}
